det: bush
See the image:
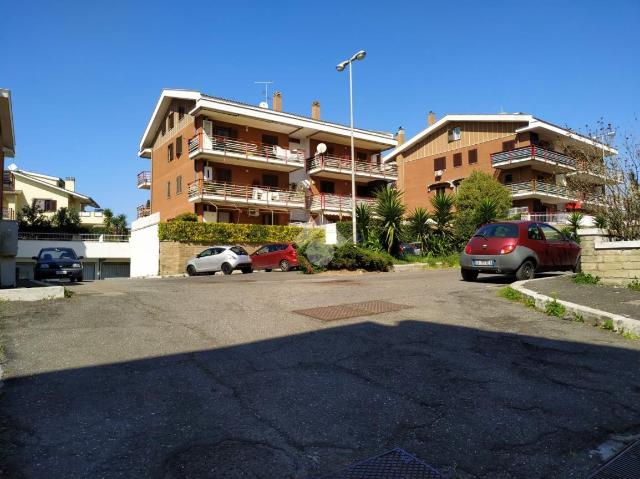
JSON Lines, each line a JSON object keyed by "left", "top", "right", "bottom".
{"left": 336, "top": 221, "right": 354, "bottom": 243}
{"left": 329, "top": 244, "right": 393, "bottom": 272}
{"left": 172, "top": 212, "right": 198, "bottom": 222}
{"left": 573, "top": 272, "right": 600, "bottom": 285}
{"left": 158, "top": 221, "right": 324, "bottom": 244}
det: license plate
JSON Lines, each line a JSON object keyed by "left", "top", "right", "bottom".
{"left": 56, "top": 270, "right": 68, "bottom": 275}
{"left": 473, "top": 259, "right": 494, "bottom": 267}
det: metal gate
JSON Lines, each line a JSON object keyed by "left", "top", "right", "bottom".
{"left": 82, "top": 262, "right": 96, "bottom": 281}
{"left": 101, "top": 262, "right": 130, "bottom": 279}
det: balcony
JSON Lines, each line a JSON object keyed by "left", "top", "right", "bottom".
{"left": 492, "top": 145, "right": 576, "bottom": 173}
{"left": 188, "top": 180, "right": 305, "bottom": 210}
{"left": 308, "top": 193, "right": 376, "bottom": 217}
{"left": 306, "top": 154, "right": 398, "bottom": 181}
{"left": 506, "top": 180, "right": 600, "bottom": 205}
{"left": 137, "top": 205, "right": 151, "bottom": 219}
{"left": 3, "top": 171, "right": 15, "bottom": 192}
{"left": 137, "top": 171, "right": 151, "bottom": 189}
{"left": 2, "top": 207, "right": 14, "bottom": 220}
{"left": 188, "top": 133, "right": 305, "bottom": 172}
{"left": 79, "top": 210, "right": 105, "bottom": 226}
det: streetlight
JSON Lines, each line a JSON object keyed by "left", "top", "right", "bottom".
{"left": 592, "top": 129, "right": 616, "bottom": 162}
{"left": 336, "top": 50, "right": 366, "bottom": 243}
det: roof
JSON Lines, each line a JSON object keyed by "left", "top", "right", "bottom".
{"left": 0, "top": 89, "right": 16, "bottom": 157}
{"left": 382, "top": 113, "right": 618, "bottom": 163}
{"left": 12, "top": 170, "right": 100, "bottom": 208}
{"left": 138, "top": 89, "right": 396, "bottom": 157}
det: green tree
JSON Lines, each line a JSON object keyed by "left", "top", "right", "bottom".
{"left": 112, "top": 214, "right": 128, "bottom": 235}
{"left": 474, "top": 198, "right": 499, "bottom": 227}
{"left": 374, "top": 185, "right": 405, "bottom": 255}
{"left": 429, "top": 191, "right": 456, "bottom": 255}
{"left": 102, "top": 208, "right": 114, "bottom": 233}
{"left": 455, "top": 171, "right": 512, "bottom": 239}
{"left": 406, "top": 207, "right": 431, "bottom": 253}
{"left": 16, "top": 204, "right": 51, "bottom": 232}
{"left": 51, "top": 207, "right": 82, "bottom": 233}
{"left": 355, "top": 202, "right": 372, "bottom": 243}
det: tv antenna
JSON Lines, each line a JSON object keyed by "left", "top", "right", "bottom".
{"left": 255, "top": 81, "right": 274, "bottom": 107}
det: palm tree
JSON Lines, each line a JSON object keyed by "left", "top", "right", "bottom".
{"left": 374, "top": 185, "right": 405, "bottom": 255}
{"left": 355, "top": 202, "right": 372, "bottom": 243}
{"left": 102, "top": 208, "right": 114, "bottom": 234}
{"left": 474, "top": 198, "right": 499, "bottom": 228}
{"left": 406, "top": 207, "right": 431, "bottom": 253}
{"left": 566, "top": 211, "right": 584, "bottom": 240}
{"left": 429, "top": 191, "right": 455, "bottom": 255}
{"left": 113, "top": 214, "right": 128, "bottom": 235}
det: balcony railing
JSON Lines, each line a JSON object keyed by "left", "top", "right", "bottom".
{"left": 18, "top": 232, "right": 130, "bottom": 242}
{"left": 188, "top": 180, "right": 305, "bottom": 209}
{"left": 137, "top": 171, "right": 151, "bottom": 189}
{"left": 188, "top": 133, "right": 305, "bottom": 168}
{"left": 2, "top": 207, "right": 14, "bottom": 220}
{"left": 507, "top": 180, "right": 600, "bottom": 203}
{"left": 137, "top": 205, "right": 151, "bottom": 219}
{"left": 308, "top": 193, "right": 376, "bottom": 215}
{"left": 3, "top": 171, "right": 15, "bottom": 191}
{"left": 492, "top": 145, "right": 576, "bottom": 169}
{"left": 306, "top": 154, "right": 398, "bottom": 179}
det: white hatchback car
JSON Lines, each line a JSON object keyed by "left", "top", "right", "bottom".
{"left": 186, "top": 246, "right": 252, "bottom": 276}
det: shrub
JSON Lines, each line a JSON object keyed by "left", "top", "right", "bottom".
{"left": 602, "top": 319, "right": 615, "bottom": 331}
{"left": 573, "top": 272, "right": 600, "bottom": 285}
{"left": 498, "top": 286, "right": 523, "bottom": 302}
{"left": 629, "top": 277, "right": 640, "bottom": 292}
{"left": 158, "top": 221, "right": 324, "bottom": 244}
{"left": 545, "top": 295, "right": 566, "bottom": 318}
{"left": 336, "top": 221, "right": 354, "bottom": 243}
{"left": 172, "top": 212, "right": 198, "bottom": 222}
{"left": 375, "top": 185, "right": 405, "bottom": 255}
{"left": 329, "top": 244, "right": 393, "bottom": 272}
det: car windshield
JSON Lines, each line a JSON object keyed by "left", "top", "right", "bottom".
{"left": 474, "top": 223, "right": 519, "bottom": 238}
{"left": 230, "top": 246, "right": 248, "bottom": 256}
{"left": 39, "top": 248, "right": 78, "bottom": 260}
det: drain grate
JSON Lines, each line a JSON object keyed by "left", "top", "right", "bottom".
{"left": 588, "top": 439, "right": 640, "bottom": 478}
{"left": 320, "top": 447, "right": 445, "bottom": 478}
{"left": 294, "top": 301, "right": 409, "bottom": 321}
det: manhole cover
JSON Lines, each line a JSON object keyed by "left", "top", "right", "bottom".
{"left": 294, "top": 301, "right": 410, "bottom": 321}
{"left": 320, "top": 447, "right": 445, "bottom": 478}
{"left": 589, "top": 439, "right": 640, "bottom": 478}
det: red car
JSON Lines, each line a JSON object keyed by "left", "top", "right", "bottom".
{"left": 250, "top": 243, "right": 298, "bottom": 272}
{"left": 460, "top": 221, "right": 581, "bottom": 281}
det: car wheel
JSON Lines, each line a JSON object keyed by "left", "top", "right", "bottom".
{"left": 241, "top": 267, "right": 253, "bottom": 274}
{"left": 265, "top": 269, "right": 272, "bottom": 273}
{"left": 461, "top": 268, "right": 479, "bottom": 282}
{"left": 187, "top": 265, "right": 197, "bottom": 276}
{"left": 221, "top": 263, "right": 233, "bottom": 275}
{"left": 279, "top": 260, "right": 290, "bottom": 272}
{"left": 572, "top": 256, "right": 582, "bottom": 273}
{"left": 515, "top": 260, "right": 535, "bottom": 281}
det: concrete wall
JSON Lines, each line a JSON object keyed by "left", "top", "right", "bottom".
{"left": 17, "top": 239, "right": 130, "bottom": 260}
{"left": 130, "top": 212, "right": 160, "bottom": 277}
{"left": 578, "top": 228, "right": 640, "bottom": 285}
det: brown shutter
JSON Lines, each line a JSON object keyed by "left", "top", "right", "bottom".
{"left": 502, "top": 140, "right": 516, "bottom": 151}
{"left": 453, "top": 152, "right": 462, "bottom": 167}
{"left": 468, "top": 149, "right": 478, "bottom": 164}
{"left": 434, "top": 157, "right": 446, "bottom": 171}
{"left": 176, "top": 136, "right": 183, "bottom": 157}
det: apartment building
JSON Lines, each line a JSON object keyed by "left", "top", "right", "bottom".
{"left": 383, "top": 113, "right": 617, "bottom": 217}
{"left": 2, "top": 165, "right": 102, "bottom": 226}
{"left": 137, "top": 89, "right": 397, "bottom": 224}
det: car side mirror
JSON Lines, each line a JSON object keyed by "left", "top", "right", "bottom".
{"left": 78, "top": 256, "right": 84, "bottom": 260}
{"left": 32, "top": 256, "right": 38, "bottom": 260}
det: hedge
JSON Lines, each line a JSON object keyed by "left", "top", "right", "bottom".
{"left": 158, "top": 221, "right": 324, "bottom": 244}
{"left": 298, "top": 243, "right": 394, "bottom": 274}
{"left": 336, "top": 221, "right": 354, "bottom": 243}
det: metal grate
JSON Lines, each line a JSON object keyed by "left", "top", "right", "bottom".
{"left": 588, "top": 440, "right": 640, "bottom": 479}
{"left": 294, "top": 301, "right": 409, "bottom": 321}
{"left": 320, "top": 447, "right": 446, "bottom": 478}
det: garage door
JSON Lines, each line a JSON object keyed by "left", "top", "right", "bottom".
{"left": 101, "top": 262, "right": 130, "bottom": 279}
{"left": 82, "top": 262, "right": 96, "bottom": 281}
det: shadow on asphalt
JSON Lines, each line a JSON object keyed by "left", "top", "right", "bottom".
{"left": 1, "top": 319, "right": 637, "bottom": 478}
{"left": 471, "top": 272, "right": 568, "bottom": 285}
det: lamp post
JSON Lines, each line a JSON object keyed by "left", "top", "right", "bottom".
{"left": 336, "top": 50, "right": 366, "bottom": 243}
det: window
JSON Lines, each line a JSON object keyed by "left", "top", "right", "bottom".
{"left": 453, "top": 152, "right": 462, "bottom": 167}
{"left": 468, "top": 149, "right": 478, "bottom": 164}
{"left": 215, "top": 168, "right": 232, "bottom": 183}
{"left": 217, "top": 211, "right": 232, "bottom": 223}
{"left": 504, "top": 173, "right": 513, "bottom": 184}
{"left": 262, "top": 134, "right": 278, "bottom": 146}
{"left": 262, "top": 174, "right": 279, "bottom": 187}
{"left": 178, "top": 105, "right": 185, "bottom": 120}
{"left": 356, "top": 152, "right": 367, "bottom": 162}
{"left": 528, "top": 225, "right": 543, "bottom": 240}
{"left": 448, "top": 127, "right": 461, "bottom": 142}
{"left": 168, "top": 112, "right": 175, "bottom": 130}
{"left": 537, "top": 174, "right": 544, "bottom": 182}
{"left": 176, "top": 136, "right": 183, "bottom": 157}
{"left": 539, "top": 224, "right": 564, "bottom": 241}
{"left": 38, "top": 248, "right": 78, "bottom": 260}
{"left": 320, "top": 181, "right": 335, "bottom": 194}
{"left": 475, "top": 223, "right": 519, "bottom": 238}
{"left": 214, "top": 126, "right": 237, "bottom": 139}
{"left": 32, "top": 199, "right": 57, "bottom": 212}
{"left": 176, "top": 175, "right": 183, "bottom": 194}
{"left": 262, "top": 213, "right": 275, "bottom": 225}
{"left": 326, "top": 146, "right": 335, "bottom": 156}
{"left": 434, "top": 156, "right": 446, "bottom": 172}
{"left": 167, "top": 143, "right": 174, "bottom": 162}
{"left": 230, "top": 246, "right": 248, "bottom": 256}
{"left": 502, "top": 140, "right": 516, "bottom": 151}
{"left": 166, "top": 181, "right": 171, "bottom": 198}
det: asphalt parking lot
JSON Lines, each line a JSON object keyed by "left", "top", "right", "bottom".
{"left": 1, "top": 270, "right": 639, "bottom": 478}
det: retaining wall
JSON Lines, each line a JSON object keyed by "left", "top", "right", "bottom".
{"left": 578, "top": 228, "right": 640, "bottom": 285}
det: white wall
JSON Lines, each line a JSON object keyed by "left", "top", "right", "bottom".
{"left": 130, "top": 212, "right": 160, "bottom": 277}
{"left": 18, "top": 239, "right": 130, "bottom": 260}
{"left": 321, "top": 223, "right": 337, "bottom": 245}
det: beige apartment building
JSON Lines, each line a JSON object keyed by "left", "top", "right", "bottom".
{"left": 383, "top": 113, "right": 616, "bottom": 219}
{"left": 137, "top": 89, "right": 397, "bottom": 224}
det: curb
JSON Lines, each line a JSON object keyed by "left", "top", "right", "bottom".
{"left": 512, "top": 277, "right": 640, "bottom": 335}
{"left": 0, "top": 284, "right": 65, "bottom": 302}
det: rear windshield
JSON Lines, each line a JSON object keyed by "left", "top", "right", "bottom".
{"left": 39, "top": 248, "right": 78, "bottom": 260}
{"left": 474, "top": 223, "right": 519, "bottom": 238}
{"left": 230, "top": 246, "right": 248, "bottom": 256}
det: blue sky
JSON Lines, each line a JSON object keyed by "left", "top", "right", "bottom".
{"left": 3, "top": 0, "right": 639, "bottom": 222}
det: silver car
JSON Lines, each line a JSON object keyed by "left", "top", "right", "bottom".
{"left": 186, "top": 246, "right": 252, "bottom": 276}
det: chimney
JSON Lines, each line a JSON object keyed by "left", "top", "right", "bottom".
{"left": 395, "top": 127, "right": 405, "bottom": 145}
{"left": 311, "top": 100, "right": 321, "bottom": 120}
{"left": 428, "top": 111, "right": 436, "bottom": 126}
{"left": 272, "top": 91, "right": 282, "bottom": 112}
{"left": 65, "top": 177, "right": 76, "bottom": 192}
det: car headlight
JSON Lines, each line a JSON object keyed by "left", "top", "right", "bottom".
{"left": 72, "top": 263, "right": 81, "bottom": 268}
{"left": 39, "top": 264, "right": 49, "bottom": 269}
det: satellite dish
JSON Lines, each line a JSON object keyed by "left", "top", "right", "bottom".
{"left": 258, "top": 101, "right": 269, "bottom": 109}
{"left": 316, "top": 143, "right": 327, "bottom": 154}
{"left": 7, "top": 163, "right": 17, "bottom": 171}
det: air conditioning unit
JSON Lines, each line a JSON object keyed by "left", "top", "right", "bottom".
{"left": 248, "top": 208, "right": 260, "bottom": 217}
{"left": 435, "top": 169, "right": 444, "bottom": 177}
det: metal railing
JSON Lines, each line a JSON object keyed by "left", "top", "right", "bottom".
{"left": 137, "top": 171, "right": 151, "bottom": 188}
{"left": 18, "top": 232, "right": 130, "bottom": 242}
{"left": 2, "top": 207, "right": 15, "bottom": 220}
{"left": 520, "top": 212, "right": 571, "bottom": 224}
{"left": 308, "top": 193, "right": 376, "bottom": 214}
{"left": 491, "top": 145, "right": 576, "bottom": 169}
{"left": 188, "top": 180, "right": 305, "bottom": 208}
{"left": 306, "top": 154, "right": 398, "bottom": 178}
{"left": 188, "top": 132, "right": 306, "bottom": 167}
{"left": 507, "top": 180, "right": 601, "bottom": 203}
{"left": 137, "top": 205, "right": 151, "bottom": 218}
